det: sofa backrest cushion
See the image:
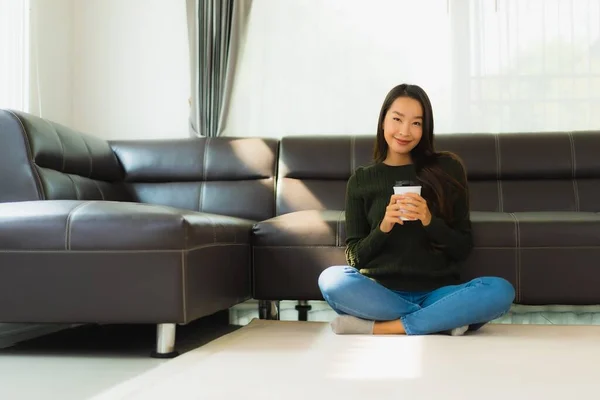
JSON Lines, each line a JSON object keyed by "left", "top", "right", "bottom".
{"left": 276, "top": 132, "right": 600, "bottom": 214}
{"left": 435, "top": 132, "right": 600, "bottom": 212}
{"left": 110, "top": 137, "right": 278, "bottom": 221}
{"left": 0, "top": 110, "right": 131, "bottom": 202}
{"left": 276, "top": 136, "right": 373, "bottom": 215}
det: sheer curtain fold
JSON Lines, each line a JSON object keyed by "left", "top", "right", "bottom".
{"left": 0, "top": 0, "right": 29, "bottom": 112}
{"left": 186, "top": 0, "right": 252, "bottom": 137}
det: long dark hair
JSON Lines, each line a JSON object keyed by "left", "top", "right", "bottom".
{"left": 373, "top": 84, "right": 468, "bottom": 223}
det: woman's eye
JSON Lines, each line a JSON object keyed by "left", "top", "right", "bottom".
{"left": 413, "top": 122, "right": 422, "bottom": 126}
{"left": 393, "top": 118, "right": 401, "bottom": 122}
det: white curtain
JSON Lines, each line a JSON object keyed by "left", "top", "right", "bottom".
{"left": 0, "top": 0, "right": 29, "bottom": 112}
{"left": 222, "top": 0, "right": 600, "bottom": 137}
{"left": 463, "top": 0, "right": 600, "bottom": 133}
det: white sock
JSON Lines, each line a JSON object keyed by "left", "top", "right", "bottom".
{"left": 330, "top": 315, "right": 375, "bottom": 335}
{"left": 448, "top": 325, "right": 469, "bottom": 336}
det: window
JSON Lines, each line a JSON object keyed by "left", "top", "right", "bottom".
{"left": 223, "top": 0, "right": 600, "bottom": 136}
{"left": 0, "top": 0, "right": 29, "bottom": 112}
{"left": 456, "top": 0, "right": 600, "bottom": 132}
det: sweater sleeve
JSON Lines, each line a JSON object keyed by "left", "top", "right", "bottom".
{"left": 423, "top": 157, "right": 473, "bottom": 261}
{"left": 344, "top": 171, "right": 389, "bottom": 268}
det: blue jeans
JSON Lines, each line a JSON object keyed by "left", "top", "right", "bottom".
{"left": 318, "top": 266, "right": 515, "bottom": 335}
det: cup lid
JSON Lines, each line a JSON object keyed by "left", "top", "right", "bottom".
{"left": 395, "top": 180, "right": 418, "bottom": 187}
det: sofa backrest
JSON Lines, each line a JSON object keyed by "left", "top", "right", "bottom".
{"left": 276, "top": 136, "right": 374, "bottom": 215}
{"left": 110, "top": 137, "right": 278, "bottom": 221}
{"left": 276, "top": 132, "right": 600, "bottom": 214}
{"left": 0, "top": 110, "right": 132, "bottom": 203}
{"left": 435, "top": 132, "right": 600, "bottom": 212}
{"left": 4, "top": 109, "right": 596, "bottom": 217}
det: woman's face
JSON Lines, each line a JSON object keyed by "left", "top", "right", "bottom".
{"left": 382, "top": 96, "right": 423, "bottom": 162}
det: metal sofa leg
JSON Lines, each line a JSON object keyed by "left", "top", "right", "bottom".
{"left": 259, "top": 300, "right": 280, "bottom": 320}
{"left": 150, "top": 323, "right": 179, "bottom": 358}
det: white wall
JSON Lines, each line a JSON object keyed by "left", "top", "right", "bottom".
{"left": 29, "top": 0, "right": 75, "bottom": 127}
{"left": 30, "top": 0, "right": 190, "bottom": 140}
{"left": 71, "top": 0, "right": 190, "bottom": 140}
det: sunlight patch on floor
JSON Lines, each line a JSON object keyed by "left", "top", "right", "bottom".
{"left": 328, "top": 336, "right": 423, "bottom": 380}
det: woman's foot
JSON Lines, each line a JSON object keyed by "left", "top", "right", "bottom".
{"left": 330, "top": 315, "right": 374, "bottom": 334}
{"left": 448, "top": 325, "right": 469, "bottom": 336}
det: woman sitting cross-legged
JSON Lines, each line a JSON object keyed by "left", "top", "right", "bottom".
{"left": 318, "top": 83, "right": 515, "bottom": 336}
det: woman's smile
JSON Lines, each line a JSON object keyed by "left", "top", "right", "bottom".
{"left": 394, "top": 137, "right": 412, "bottom": 146}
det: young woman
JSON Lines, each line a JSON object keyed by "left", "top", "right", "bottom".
{"left": 318, "top": 84, "right": 515, "bottom": 336}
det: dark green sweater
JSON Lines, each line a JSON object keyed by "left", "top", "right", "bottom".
{"left": 345, "top": 155, "right": 473, "bottom": 291}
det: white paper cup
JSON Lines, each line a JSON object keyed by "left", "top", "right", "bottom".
{"left": 393, "top": 186, "right": 422, "bottom": 221}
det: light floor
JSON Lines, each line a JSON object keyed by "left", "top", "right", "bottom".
{"left": 92, "top": 319, "right": 600, "bottom": 400}
{"left": 0, "top": 312, "right": 237, "bottom": 400}
{"left": 2, "top": 301, "right": 600, "bottom": 400}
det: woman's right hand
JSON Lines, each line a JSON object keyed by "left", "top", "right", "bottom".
{"left": 379, "top": 194, "right": 406, "bottom": 233}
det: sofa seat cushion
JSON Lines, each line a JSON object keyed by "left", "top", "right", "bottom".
{"left": 0, "top": 200, "right": 253, "bottom": 323}
{"left": 252, "top": 210, "right": 345, "bottom": 247}
{"left": 0, "top": 200, "right": 254, "bottom": 251}
{"left": 495, "top": 211, "right": 600, "bottom": 306}
{"left": 510, "top": 211, "right": 600, "bottom": 247}
{"left": 471, "top": 211, "right": 600, "bottom": 248}
{"left": 253, "top": 210, "right": 600, "bottom": 305}
{"left": 253, "top": 210, "right": 600, "bottom": 249}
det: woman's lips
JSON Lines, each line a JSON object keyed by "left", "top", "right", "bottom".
{"left": 396, "top": 139, "right": 411, "bottom": 146}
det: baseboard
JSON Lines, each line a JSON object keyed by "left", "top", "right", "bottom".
{"left": 0, "top": 323, "right": 73, "bottom": 349}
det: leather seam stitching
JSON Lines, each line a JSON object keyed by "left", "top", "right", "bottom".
{"left": 3, "top": 242, "right": 250, "bottom": 254}
{"left": 252, "top": 245, "right": 600, "bottom": 249}
{"left": 508, "top": 212, "right": 520, "bottom": 303}
{"left": 7, "top": 111, "right": 46, "bottom": 199}
{"left": 495, "top": 133, "right": 504, "bottom": 212}
{"left": 568, "top": 131, "right": 580, "bottom": 211}
{"left": 80, "top": 136, "right": 94, "bottom": 178}
{"left": 181, "top": 251, "right": 187, "bottom": 321}
{"left": 199, "top": 138, "right": 210, "bottom": 212}
{"left": 92, "top": 180, "right": 105, "bottom": 200}
{"left": 202, "top": 214, "right": 218, "bottom": 243}
{"left": 65, "top": 201, "right": 93, "bottom": 250}
{"left": 337, "top": 210, "right": 344, "bottom": 247}
{"left": 46, "top": 119, "right": 66, "bottom": 172}
{"left": 66, "top": 175, "right": 81, "bottom": 200}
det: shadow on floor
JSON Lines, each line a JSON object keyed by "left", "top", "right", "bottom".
{"left": 0, "top": 311, "right": 242, "bottom": 358}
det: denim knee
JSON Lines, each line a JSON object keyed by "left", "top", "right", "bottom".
{"left": 484, "top": 276, "right": 516, "bottom": 309}
{"left": 318, "top": 265, "right": 349, "bottom": 297}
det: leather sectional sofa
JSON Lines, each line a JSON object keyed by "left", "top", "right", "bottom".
{"left": 0, "top": 109, "right": 598, "bottom": 356}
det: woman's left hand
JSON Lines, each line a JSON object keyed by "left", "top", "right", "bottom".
{"left": 397, "top": 193, "right": 432, "bottom": 226}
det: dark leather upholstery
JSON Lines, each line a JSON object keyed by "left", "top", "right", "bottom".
{"left": 0, "top": 200, "right": 253, "bottom": 322}
{"left": 435, "top": 132, "right": 600, "bottom": 212}
{"left": 0, "top": 110, "right": 131, "bottom": 202}
{"left": 110, "top": 137, "right": 278, "bottom": 221}
{"left": 0, "top": 110, "right": 276, "bottom": 325}
{"left": 2, "top": 107, "right": 600, "bottom": 327}
{"left": 276, "top": 136, "right": 373, "bottom": 214}
{"left": 254, "top": 133, "right": 600, "bottom": 305}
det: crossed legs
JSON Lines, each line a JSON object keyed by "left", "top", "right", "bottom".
{"left": 318, "top": 266, "right": 515, "bottom": 335}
